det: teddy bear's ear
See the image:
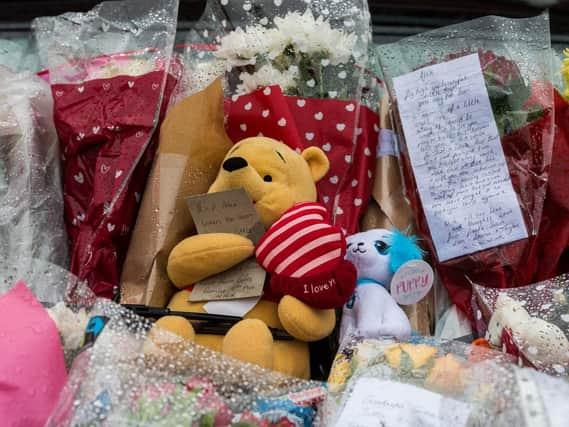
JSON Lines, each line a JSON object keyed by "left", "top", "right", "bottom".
{"left": 301, "top": 147, "right": 329, "bottom": 183}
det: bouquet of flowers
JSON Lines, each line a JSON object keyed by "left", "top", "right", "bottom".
{"left": 377, "top": 14, "right": 565, "bottom": 326}
{"left": 0, "top": 259, "right": 97, "bottom": 427}
{"left": 32, "top": 0, "right": 182, "bottom": 298}
{"left": 320, "top": 334, "right": 569, "bottom": 426}
{"left": 0, "top": 67, "right": 69, "bottom": 283}
{"left": 192, "top": 0, "right": 380, "bottom": 235}
{"left": 215, "top": 9, "right": 361, "bottom": 99}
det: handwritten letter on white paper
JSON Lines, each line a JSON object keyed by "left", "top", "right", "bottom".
{"left": 393, "top": 54, "right": 527, "bottom": 261}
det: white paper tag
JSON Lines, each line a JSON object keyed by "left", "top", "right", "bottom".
{"left": 203, "top": 296, "right": 260, "bottom": 318}
{"left": 334, "top": 378, "right": 471, "bottom": 427}
{"left": 377, "top": 128, "right": 400, "bottom": 158}
{"left": 390, "top": 260, "right": 434, "bottom": 305}
{"left": 393, "top": 54, "right": 528, "bottom": 262}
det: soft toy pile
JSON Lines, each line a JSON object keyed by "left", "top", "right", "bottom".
{"left": 157, "top": 137, "right": 356, "bottom": 378}
{"left": 3, "top": 0, "right": 569, "bottom": 426}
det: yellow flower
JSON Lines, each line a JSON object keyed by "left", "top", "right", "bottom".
{"left": 385, "top": 343, "right": 437, "bottom": 369}
{"left": 328, "top": 357, "right": 350, "bottom": 392}
{"left": 562, "top": 48, "right": 569, "bottom": 100}
{"left": 425, "top": 354, "right": 465, "bottom": 394}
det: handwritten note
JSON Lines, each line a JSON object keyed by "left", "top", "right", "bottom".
{"left": 334, "top": 378, "right": 471, "bottom": 427}
{"left": 186, "top": 189, "right": 266, "bottom": 303}
{"left": 393, "top": 54, "right": 527, "bottom": 261}
{"left": 188, "top": 258, "right": 266, "bottom": 301}
{"left": 186, "top": 189, "right": 265, "bottom": 245}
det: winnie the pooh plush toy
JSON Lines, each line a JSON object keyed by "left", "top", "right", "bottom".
{"left": 155, "top": 136, "right": 356, "bottom": 378}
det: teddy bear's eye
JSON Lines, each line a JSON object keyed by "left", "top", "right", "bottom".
{"left": 374, "top": 240, "right": 389, "bottom": 255}
{"left": 263, "top": 175, "right": 273, "bottom": 182}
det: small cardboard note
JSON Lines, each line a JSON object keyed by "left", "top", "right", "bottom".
{"left": 186, "top": 188, "right": 265, "bottom": 245}
{"left": 334, "top": 378, "right": 471, "bottom": 427}
{"left": 392, "top": 53, "right": 527, "bottom": 262}
{"left": 188, "top": 258, "right": 266, "bottom": 301}
{"left": 186, "top": 188, "right": 266, "bottom": 302}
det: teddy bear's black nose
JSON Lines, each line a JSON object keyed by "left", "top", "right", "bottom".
{"left": 223, "top": 157, "right": 248, "bottom": 172}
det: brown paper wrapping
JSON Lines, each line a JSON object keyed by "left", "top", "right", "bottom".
{"left": 359, "top": 95, "right": 434, "bottom": 335}
{"left": 120, "top": 79, "right": 233, "bottom": 307}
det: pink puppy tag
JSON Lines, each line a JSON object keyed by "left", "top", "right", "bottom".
{"left": 390, "top": 260, "right": 434, "bottom": 305}
{"left": 0, "top": 281, "right": 68, "bottom": 426}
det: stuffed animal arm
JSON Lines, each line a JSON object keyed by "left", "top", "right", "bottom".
{"left": 339, "top": 228, "right": 423, "bottom": 343}
{"left": 168, "top": 233, "right": 255, "bottom": 286}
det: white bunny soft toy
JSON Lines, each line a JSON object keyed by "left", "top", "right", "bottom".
{"left": 339, "top": 228, "right": 423, "bottom": 343}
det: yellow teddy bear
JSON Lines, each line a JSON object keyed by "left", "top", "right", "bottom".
{"left": 155, "top": 136, "right": 338, "bottom": 379}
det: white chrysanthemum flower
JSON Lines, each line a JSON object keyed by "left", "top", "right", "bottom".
{"left": 236, "top": 65, "right": 299, "bottom": 95}
{"left": 215, "top": 26, "right": 277, "bottom": 64}
{"left": 215, "top": 10, "right": 357, "bottom": 66}
{"left": 273, "top": 10, "right": 357, "bottom": 64}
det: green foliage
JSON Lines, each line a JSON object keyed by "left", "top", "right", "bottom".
{"left": 485, "top": 71, "right": 545, "bottom": 137}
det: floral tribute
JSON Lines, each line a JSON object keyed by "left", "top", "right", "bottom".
{"left": 212, "top": 8, "right": 381, "bottom": 234}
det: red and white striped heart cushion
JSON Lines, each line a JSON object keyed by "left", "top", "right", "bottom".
{"left": 255, "top": 202, "right": 345, "bottom": 278}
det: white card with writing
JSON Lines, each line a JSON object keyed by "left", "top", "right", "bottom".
{"left": 393, "top": 53, "right": 527, "bottom": 261}
{"left": 334, "top": 378, "right": 471, "bottom": 427}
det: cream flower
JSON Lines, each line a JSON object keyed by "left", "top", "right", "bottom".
{"left": 215, "top": 10, "right": 357, "bottom": 66}
{"left": 272, "top": 10, "right": 357, "bottom": 65}
{"left": 215, "top": 26, "right": 277, "bottom": 64}
{"left": 236, "top": 64, "right": 299, "bottom": 95}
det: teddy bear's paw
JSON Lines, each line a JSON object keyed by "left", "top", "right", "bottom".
{"left": 222, "top": 319, "right": 274, "bottom": 370}
{"left": 143, "top": 316, "right": 196, "bottom": 360}
{"left": 154, "top": 316, "right": 196, "bottom": 342}
{"left": 167, "top": 233, "right": 255, "bottom": 288}
{"left": 278, "top": 295, "right": 336, "bottom": 342}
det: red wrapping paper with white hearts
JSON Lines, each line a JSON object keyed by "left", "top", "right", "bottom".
{"left": 225, "top": 85, "right": 379, "bottom": 234}
{"left": 49, "top": 69, "right": 179, "bottom": 298}
{"left": 33, "top": 0, "right": 180, "bottom": 297}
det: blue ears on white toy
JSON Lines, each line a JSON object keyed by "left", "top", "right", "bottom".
{"left": 386, "top": 228, "right": 423, "bottom": 273}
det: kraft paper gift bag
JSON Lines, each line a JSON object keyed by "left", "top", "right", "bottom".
{"left": 120, "top": 79, "right": 233, "bottom": 306}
